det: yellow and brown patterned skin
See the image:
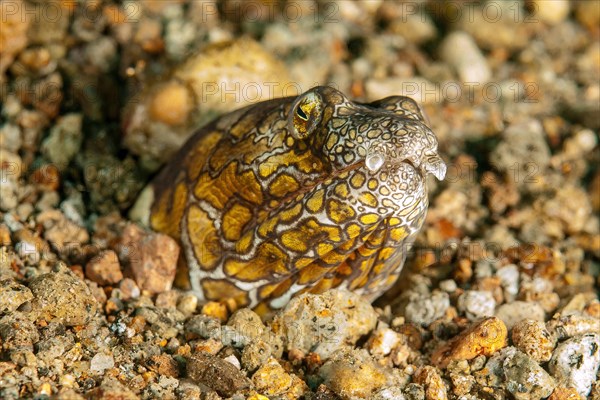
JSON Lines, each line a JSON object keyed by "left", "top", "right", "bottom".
{"left": 148, "top": 86, "right": 446, "bottom": 313}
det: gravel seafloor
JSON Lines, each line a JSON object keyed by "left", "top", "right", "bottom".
{"left": 0, "top": 1, "right": 599, "bottom": 399}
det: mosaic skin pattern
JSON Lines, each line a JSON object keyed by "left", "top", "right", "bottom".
{"left": 150, "top": 86, "right": 446, "bottom": 313}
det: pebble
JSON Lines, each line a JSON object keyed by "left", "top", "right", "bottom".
{"left": 528, "top": 0, "right": 570, "bottom": 25}
{"left": 439, "top": 279, "right": 457, "bottom": 293}
{"left": 119, "top": 278, "right": 140, "bottom": 300}
{"left": 548, "top": 386, "right": 584, "bottom": 400}
{"left": 0, "top": 150, "right": 21, "bottom": 211}
{"left": 37, "top": 210, "right": 90, "bottom": 258}
{"left": 0, "top": 312, "right": 39, "bottom": 353}
{"left": 40, "top": 113, "right": 83, "bottom": 170}
{"left": 85, "top": 377, "right": 139, "bottom": 400}
{"left": 372, "top": 386, "right": 406, "bottom": 400}
{"left": 123, "top": 37, "right": 292, "bottom": 167}
{"left": 414, "top": 366, "right": 448, "bottom": 400}
{"left": 242, "top": 339, "right": 273, "bottom": 372}
{"left": 0, "top": 0, "right": 30, "bottom": 76}
{"left": 548, "top": 333, "right": 600, "bottom": 397}
{"left": 118, "top": 223, "right": 180, "bottom": 294}
{"left": 0, "top": 123, "right": 22, "bottom": 152}
{"left": 148, "top": 81, "right": 193, "bottom": 127}
{"left": 457, "top": 290, "right": 496, "bottom": 321}
{"left": 90, "top": 353, "right": 115, "bottom": 374}
{"left": 490, "top": 119, "right": 551, "bottom": 189}
{"left": 404, "top": 291, "right": 450, "bottom": 327}
{"left": 227, "top": 308, "right": 266, "bottom": 342}
{"left": 252, "top": 357, "right": 308, "bottom": 398}
{"left": 85, "top": 250, "right": 123, "bottom": 286}
{"left": 495, "top": 301, "right": 545, "bottom": 330}
{"left": 431, "top": 317, "right": 507, "bottom": 369}
{"left": 575, "top": 1, "right": 600, "bottom": 31}
{"left": 496, "top": 264, "right": 520, "bottom": 302}
{"left": 547, "top": 313, "right": 600, "bottom": 340}
{"left": 270, "top": 289, "right": 377, "bottom": 359}
{"left": 147, "top": 354, "right": 180, "bottom": 378}
{"left": 176, "top": 293, "right": 198, "bottom": 316}
{"left": 543, "top": 185, "right": 593, "bottom": 235}
{"left": 318, "top": 348, "right": 392, "bottom": 399}
{"left": 366, "top": 324, "right": 403, "bottom": 358}
{"left": 186, "top": 352, "right": 251, "bottom": 397}
{"left": 0, "top": 279, "right": 33, "bottom": 313}
{"left": 29, "top": 263, "right": 97, "bottom": 326}
{"left": 504, "top": 349, "right": 556, "bottom": 399}
{"left": 511, "top": 319, "right": 555, "bottom": 363}
{"left": 439, "top": 31, "right": 491, "bottom": 85}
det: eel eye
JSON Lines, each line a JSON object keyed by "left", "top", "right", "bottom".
{"left": 289, "top": 90, "right": 323, "bottom": 139}
{"left": 296, "top": 106, "right": 308, "bottom": 120}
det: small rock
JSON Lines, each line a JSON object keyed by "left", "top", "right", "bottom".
{"left": 29, "top": 262, "right": 97, "bottom": 326}
{"left": 496, "top": 264, "right": 519, "bottom": 302}
{"left": 118, "top": 223, "right": 179, "bottom": 294}
{"left": 147, "top": 354, "right": 180, "bottom": 378}
{"left": 37, "top": 210, "right": 90, "bottom": 258}
{"left": 547, "top": 313, "right": 600, "bottom": 340}
{"left": 414, "top": 366, "right": 448, "bottom": 400}
{"left": 184, "top": 315, "right": 221, "bottom": 340}
{"left": 270, "top": 289, "right": 377, "bottom": 359}
{"left": 186, "top": 352, "right": 251, "bottom": 397}
{"left": 155, "top": 291, "right": 179, "bottom": 309}
{"left": 439, "top": 280, "right": 457, "bottom": 293}
{"left": 431, "top": 317, "right": 507, "bottom": 369}
{"left": 575, "top": 1, "right": 600, "bottom": 31}
{"left": 148, "top": 81, "right": 194, "bottom": 126}
{"left": 439, "top": 31, "right": 491, "bottom": 84}
{"left": 227, "top": 308, "right": 266, "bottom": 341}
{"left": 495, "top": 301, "right": 545, "bottom": 330}
{"left": 528, "top": 0, "right": 570, "bottom": 25}
{"left": 504, "top": 350, "right": 556, "bottom": 399}
{"left": 241, "top": 339, "right": 272, "bottom": 372}
{"left": 490, "top": 119, "right": 551, "bottom": 189}
{"left": 0, "top": 123, "right": 22, "bottom": 153}
{"left": 119, "top": 278, "right": 140, "bottom": 300}
{"left": 404, "top": 291, "right": 450, "bottom": 327}
{"left": 548, "top": 386, "right": 584, "bottom": 400}
{"left": 457, "top": 290, "right": 496, "bottom": 321}
{"left": 0, "top": 279, "right": 33, "bottom": 313}
{"left": 85, "top": 377, "right": 138, "bottom": 400}
{"left": 0, "top": 312, "right": 39, "bottom": 352}
{"left": 366, "top": 324, "right": 402, "bottom": 358}
{"left": 85, "top": 250, "right": 123, "bottom": 286}
{"left": 176, "top": 293, "right": 198, "bottom": 316}
{"left": 0, "top": 223, "right": 10, "bottom": 246}
{"left": 40, "top": 113, "right": 83, "bottom": 170}
{"left": 90, "top": 353, "right": 115, "bottom": 374}
{"left": 252, "top": 357, "right": 307, "bottom": 397}
{"left": 372, "top": 386, "right": 406, "bottom": 400}
{"left": 123, "top": 37, "right": 292, "bottom": 167}
{"left": 0, "top": 0, "right": 30, "bottom": 76}
{"left": 511, "top": 319, "right": 555, "bottom": 363}
{"left": 318, "top": 348, "right": 393, "bottom": 400}
{"left": 548, "top": 333, "right": 600, "bottom": 397}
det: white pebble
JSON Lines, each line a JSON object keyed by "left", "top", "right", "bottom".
{"left": 439, "top": 31, "right": 491, "bottom": 84}
{"left": 496, "top": 264, "right": 519, "bottom": 302}
{"left": 90, "top": 353, "right": 115, "bottom": 373}
{"left": 439, "top": 279, "right": 457, "bottom": 293}
{"left": 549, "top": 334, "right": 600, "bottom": 397}
{"left": 223, "top": 354, "right": 241, "bottom": 370}
{"left": 458, "top": 290, "right": 496, "bottom": 321}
